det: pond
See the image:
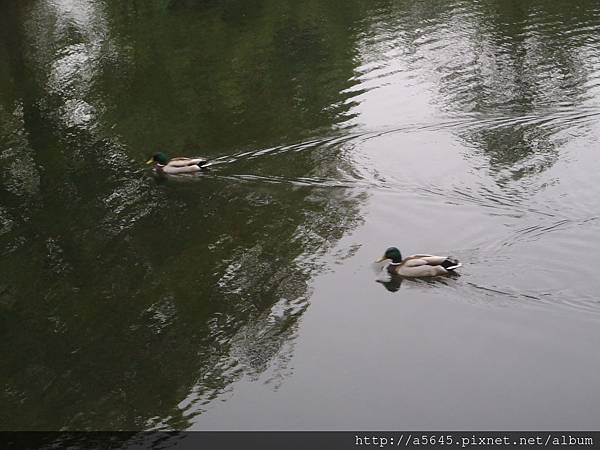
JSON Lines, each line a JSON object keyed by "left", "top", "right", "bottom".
{"left": 1, "top": 0, "right": 600, "bottom": 430}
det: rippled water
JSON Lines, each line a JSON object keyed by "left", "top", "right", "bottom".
{"left": 2, "top": 0, "right": 600, "bottom": 431}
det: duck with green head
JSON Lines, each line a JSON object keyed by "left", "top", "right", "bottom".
{"left": 146, "top": 152, "right": 209, "bottom": 174}
{"left": 377, "top": 247, "right": 461, "bottom": 277}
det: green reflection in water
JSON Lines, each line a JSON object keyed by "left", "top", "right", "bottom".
{"left": 0, "top": 0, "right": 367, "bottom": 430}
{"left": 2, "top": 0, "right": 600, "bottom": 432}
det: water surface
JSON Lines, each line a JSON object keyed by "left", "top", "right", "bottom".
{"left": 1, "top": 0, "right": 600, "bottom": 430}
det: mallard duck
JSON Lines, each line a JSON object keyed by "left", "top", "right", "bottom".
{"left": 377, "top": 247, "right": 461, "bottom": 277}
{"left": 146, "top": 152, "right": 209, "bottom": 174}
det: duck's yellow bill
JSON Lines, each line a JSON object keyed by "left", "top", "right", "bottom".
{"left": 376, "top": 256, "right": 387, "bottom": 263}
{"left": 145, "top": 158, "right": 153, "bottom": 165}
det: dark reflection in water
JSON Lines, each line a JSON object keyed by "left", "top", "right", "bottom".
{"left": 0, "top": 0, "right": 366, "bottom": 430}
{"left": 444, "top": 1, "right": 599, "bottom": 179}
{"left": 2, "top": 0, "right": 600, "bottom": 431}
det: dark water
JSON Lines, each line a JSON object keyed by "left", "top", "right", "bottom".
{"left": 1, "top": 0, "right": 600, "bottom": 430}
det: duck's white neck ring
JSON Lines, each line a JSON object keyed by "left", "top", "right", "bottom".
{"left": 389, "top": 262, "right": 401, "bottom": 266}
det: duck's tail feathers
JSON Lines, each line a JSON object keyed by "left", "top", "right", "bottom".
{"left": 441, "top": 258, "right": 461, "bottom": 271}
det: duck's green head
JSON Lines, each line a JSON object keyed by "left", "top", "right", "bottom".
{"left": 378, "top": 247, "right": 402, "bottom": 263}
{"left": 146, "top": 152, "right": 169, "bottom": 165}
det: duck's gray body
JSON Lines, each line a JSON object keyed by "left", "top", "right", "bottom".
{"left": 156, "top": 157, "right": 209, "bottom": 174}
{"left": 388, "top": 254, "right": 461, "bottom": 277}
{"left": 147, "top": 152, "right": 209, "bottom": 174}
